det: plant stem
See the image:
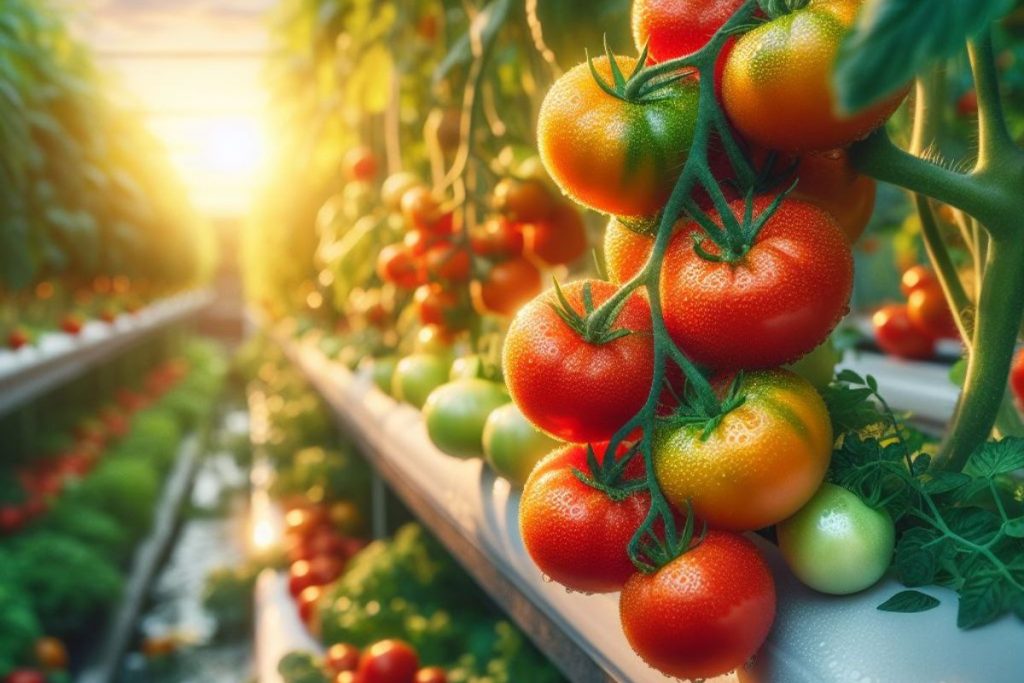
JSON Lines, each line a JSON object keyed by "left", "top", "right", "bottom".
{"left": 968, "top": 30, "right": 1017, "bottom": 170}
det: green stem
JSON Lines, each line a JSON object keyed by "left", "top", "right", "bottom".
{"left": 938, "top": 235, "right": 1024, "bottom": 471}
{"left": 968, "top": 30, "right": 1017, "bottom": 170}
{"left": 915, "top": 196, "right": 973, "bottom": 342}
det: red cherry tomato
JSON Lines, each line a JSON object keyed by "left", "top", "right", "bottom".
{"left": 326, "top": 643, "right": 361, "bottom": 674}
{"left": 900, "top": 265, "right": 938, "bottom": 297}
{"left": 343, "top": 147, "right": 378, "bottom": 181}
{"left": 357, "top": 640, "right": 420, "bottom": 683}
{"left": 414, "top": 285, "right": 461, "bottom": 328}
{"left": 907, "top": 284, "right": 959, "bottom": 340}
{"left": 377, "top": 244, "right": 423, "bottom": 290}
{"left": 424, "top": 244, "right": 471, "bottom": 283}
{"left": 873, "top": 305, "right": 936, "bottom": 360}
{"left": 413, "top": 667, "right": 448, "bottom": 683}
{"left": 470, "top": 258, "right": 542, "bottom": 318}
{"left": 297, "top": 584, "right": 323, "bottom": 624}
{"left": 523, "top": 203, "right": 588, "bottom": 267}
{"left": 471, "top": 217, "right": 525, "bottom": 260}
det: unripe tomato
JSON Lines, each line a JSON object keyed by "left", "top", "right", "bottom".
{"left": 653, "top": 370, "right": 833, "bottom": 531}
{"left": 361, "top": 355, "right": 399, "bottom": 395}
{"left": 784, "top": 337, "right": 840, "bottom": 392}
{"left": 414, "top": 325, "right": 456, "bottom": 356}
{"left": 907, "top": 284, "right": 959, "bottom": 340}
{"left": 523, "top": 203, "right": 588, "bottom": 267}
{"left": 423, "top": 379, "right": 509, "bottom": 459}
{"left": 538, "top": 55, "right": 699, "bottom": 217}
{"left": 343, "top": 146, "right": 378, "bottom": 181}
{"left": 482, "top": 403, "right": 561, "bottom": 487}
{"left": 722, "top": 0, "right": 907, "bottom": 152}
{"left": 603, "top": 218, "right": 654, "bottom": 284}
{"left": 873, "top": 304, "right": 935, "bottom": 360}
{"left": 493, "top": 177, "right": 555, "bottom": 222}
{"left": 778, "top": 483, "right": 895, "bottom": 595}
{"left": 392, "top": 355, "right": 450, "bottom": 409}
{"left": 620, "top": 531, "right": 776, "bottom": 680}
{"left": 470, "top": 258, "right": 542, "bottom": 317}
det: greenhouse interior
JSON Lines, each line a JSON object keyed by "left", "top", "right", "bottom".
{"left": 2, "top": 1, "right": 1024, "bottom": 682}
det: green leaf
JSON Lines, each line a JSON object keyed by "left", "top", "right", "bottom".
{"left": 834, "top": 0, "right": 1016, "bottom": 112}
{"left": 877, "top": 590, "right": 941, "bottom": 613}
{"left": 958, "top": 567, "right": 1007, "bottom": 629}
{"left": 922, "top": 471, "right": 971, "bottom": 495}
{"left": 1003, "top": 518, "right": 1024, "bottom": 538}
{"left": 964, "top": 438, "right": 1024, "bottom": 479}
{"left": 945, "top": 508, "right": 1002, "bottom": 545}
{"left": 894, "top": 528, "right": 942, "bottom": 587}
{"left": 434, "top": 0, "right": 512, "bottom": 84}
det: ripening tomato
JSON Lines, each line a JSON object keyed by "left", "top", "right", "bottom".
{"left": 470, "top": 217, "right": 524, "bottom": 259}
{"left": 653, "top": 370, "right": 833, "bottom": 531}
{"left": 326, "top": 643, "right": 361, "bottom": 674}
{"left": 907, "top": 284, "right": 960, "bottom": 340}
{"left": 343, "top": 146, "right": 378, "bottom": 181}
{"left": 357, "top": 640, "right": 420, "bottom": 683}
{"left": 493, "top": 177, "right": 555, "bottom": 222}
{"left": 377, "top": 244, "right": 422, "bottom": 290}
{"left": 413, "top": 667, "right": 447, "bottom": 683}
{"left": 873, "top": 304, "right": 935, "bottom": 360}
{"left": 1012, "top": 348, "right": 1024, "bottom": 406}
{"left": 34, "top": 637, "right": 68, "bottom": 670}
{"left": 401, "top": 187, "right": 443, "bottom": 232}
{"left": 722, "top": 0, "right": 907, "bottom": 152}
{"left": 900, "top": 265, "right": 938, "bottom": 297}
{"left": 523, "top": 203, "right": 588, "bottom": 267}
{"left": 660, "top": 197, "right": 853, "bottom": 369}
{"left": 423, "top": 379, "right": 509, "bottom": 459}
{"left": 414, "top": 325, "right": 456, "bottom": 356}
{"left": 620, "top": 531, "right": 776, "bottom": 680}
{"left": 482, "top": 403, "right": 561, "bottom": 487}
{"left": 777, "top": 483, "right": 895, "bottom": 595}
{"left": 520, "top": 443, "right": 650, "bottom": 593}
{"left": 503, "top": 279, "right": 654, "bottom": 443}
{"left": 603, "top": 218, "right": 654, "bottom": 284}
{"left": 470, "top": 258, "right": 542, "bottom": 317}
{"left": 787, "top": 150, "right": 877, "bottom": 243}
{"left": 538, "top": 55, "right": 699, "bottom": 217}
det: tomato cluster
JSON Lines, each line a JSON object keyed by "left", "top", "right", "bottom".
{"left": 296, "top": 637, "right": 446, "bottom": 683}
{"left": 873, "top": 265, "right": 961, "bottom": 360}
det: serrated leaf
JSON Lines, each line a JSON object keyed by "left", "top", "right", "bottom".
{"left": 922, "top": 471, "right": 971, "bottom": 495}
{"left": 834, "top": 0, "right": 1016, "bottom": 112}
{"left": 965, "top": 438, "right": 1024, "bottom": 479}
{"left": 946, "top": 508, "right": 1002, "bottom": 545}
{"left": 1003, "top": 518, "right": 1024, "bottom": 538}
{"left": 877, "top": 590, "right": 941, "bottom": 613}
{"left": 958, "top": 568, "right": 1007, "bottom": 629}
{"left": 894, "top": 528, "right": 942, "bottom": 587}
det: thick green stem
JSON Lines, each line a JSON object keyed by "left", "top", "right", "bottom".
{"left": 968, "top": 31, "right": 1016, "bottom": 170}
{"left": 938, "top": 236, "right": 1024, "bottom": 471}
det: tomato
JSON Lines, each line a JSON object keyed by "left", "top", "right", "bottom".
{"left": 326, "top": 643, "right": 361, "bottom": 674}
{"left": 619, "top": 531, "right": 776, "bottom": 680}
{"left": 778, "top": 483, "right": 895, "bottom": 595}
{"left": 413, "top": 667, "right": 447, "bottom": 683}
{"left": 34, "top": 637, "right": 68, "bottom": 670}
{"left": 414, "top": 285, "right": 461, "bottom": 328}
{"left": 520, "top": 443, "right": 650, "bottom": 592}
{"left": 334, "top": 673, "right": 358, "bottom": 683}
{"left": 632, "top": 0, "right": 746, "bottom": 64}
{"left": 654, "top": 370, "right": 833, "bottom": 531}
{"left": 308, "top": 555, "right": 344, "bottom": 585}
{"left": 1012, "top": 348, "right": 1024, "bottom": 406}
{"left": 377, "top": 244, "right": 422, "bottom": 290}
{"left": 8, "top": 327, "right": 30, "bottom": 349}
{"left": 784, "top": 336, "right": 840, "bottom": 391}
{"left": 401, "top": 187, "right": 443, "bottom": 232}
{"left": 392, "top": 355, "right": 450, "bottom": 409}
{"left": 470, "top": 217, "right": 524, "bottom": 259}
{"left": 722, "top": 0, "right": 906, "bottom": 152}
{"left": 297, "top": 584, "right": 324, "bottom": 624}
{"left": 423, "top": 379, "right": 509, "bottom": 459}
{"left": 522, "top": 203, "right": 588, "bottom": 267}
{"left": 361, "top": 356, "right": 398, "bottom": 395}
{"left": 873, "top": 304, "right": 936, "bottom": 360}
{"left": 900, "top": 264, "right": 938, "bottom": 297}
{"left": 660, "top": 197, "right": 853, "bottom": 369}
{"left": 470, "top": 258, "right": 542, "bottom": 317}
{"left": 288, "top": 560, "right": 316, "bottom": 597}
{"left": 538, "top": 55, "right": 699, "bottom": 217}
{"left": 357, "top": 640, "right": 420, "bottom": 683}
{"left": 503, "top": 279, "right": 654, "bottom": 442}
{"left": 493, "top": 177, "right": 555, "bottom": 222}
{"left": 482, "top": 403, "right": 561, "bottom": 487}
{"left": 60, "top": 314, "right": 84, "bottom": 335}
{"left": 4, "top": 670, "right": 47, "bottom": 683}
{"left": 343, "top": 146, "right": 378, "bottom": 181}
{"left": 907, "top": 284, "right": 960, "bottom": 340}
{"left": 0, "top": 505, "right": 27, "bottom": 534}
{"left": 790, "top": 150, "right": 877, "bottom": 243}
{"left": 414, "top": 325, "right": 456, "bottom": 356}
{"left": 382, "top": 173, "right": 421, "bottom": 210}
{"left": 957, "top": 90, "right": 978, "bottom": 118}
{"left": 423, "top": 243, "right": 471, "bottom": 282}
{"left": 603, "top": 218, "right": 654, "bottom": 285}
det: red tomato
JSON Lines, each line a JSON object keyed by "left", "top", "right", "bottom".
{"left": 632, "top": 0, "right": 746, "bottom": 64}
{"left": 413, "top": 668, "right": 447, "bottom": 683}
{"left": 8, "top": 328, "right": 30, "bottom": 350}
{"left": 520, "top": 443, "right": 650, "bottom": 593}
{"left": 335, "top": 673, "right": 358, "bottom": 683}
{"left": 307, "top": 555, "right": 344, "bottom": 586}
{"left": 377, "top": 244, "right": 423, "bottom": 290}
{"left": 493, "top": 177, "right": 555, "bottom": 222}
{"left": 523, "top": 203, "right": 588, "bottom": 267}
{"left": 1011, "top": 348, "right": 1024, "bottom": 406}
{"left": 900, "top": 265, "right": 938, "bottom": 297}
{"left": 660, "top": 197, "right": 853, "bottom": 369}
{"left": 957, "top": 90, "right": 978, "bottom": 118}
{"left": 4, "top": 670, "right": 47, "bottom": 683}
{"left": 470, "top": 258, "right": 542, "bottom": 317}
{"left": 414, "top": 285, "right": 461, "bottom": 328}
{"left": 471, "top": 217, "right": 524, "bottom": 260}
{"left": 424, "top": 244, "right": 471, "bottom": 282}
{"left": 401, "top": 187, "right": 443, "bottom": 233}
{"left": 343, "top": 147, "right": 378, "bottom": 181}
{"left": 60, "top": 314, "right": 84, "bottom": 335}
{"left": 603, "top": 219, "right": 654, "bottom": 285}
{"left": 297, "top": 584, "right": 323, "bottom": 624}
{"left": 907, "top": 284, "right": 960, "bottom": 340}
{"left": 326, "top": 643, "right": 361, "bottom": 674}
{"left": 288, "top": 560, "right": 315, "bottom": 597}
{"left": 0, "top": 505, "right": 27, "bottom": 534}
{"left": 357, "top": 640, "right": 420, "bottom": 683}
{"left": 620, "top": 531, "right": 776, "bottom": 680}
{"left": 504, "top": 279, "right": 654, "bottom": 443}
{"left": 873, "top": 305, "right": 936, "bottom": 360}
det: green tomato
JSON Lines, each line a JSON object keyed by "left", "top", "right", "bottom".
{"left": 777, "top": 483, "right": 895, "bottom": 595}
{"left": 450, "top": 355, "right": 484, "bottom": 381}
{"left": 482, "top": 403, "right": 560, "bottom": 486}
{"left": 423, "top": 379, "right": 509, "bottom": 459}
{"left": 785, "top": 336, "right": 840, "bottom": 392}
{"left": 392, "top": 354, "right": 450, "bottom": 408}
{"left": 361, "top": 356, "right": 398, "bottom": 395}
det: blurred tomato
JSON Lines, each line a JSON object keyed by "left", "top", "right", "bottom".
{"left": 873, "top": 305, "right": 935, "bottom": 360}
